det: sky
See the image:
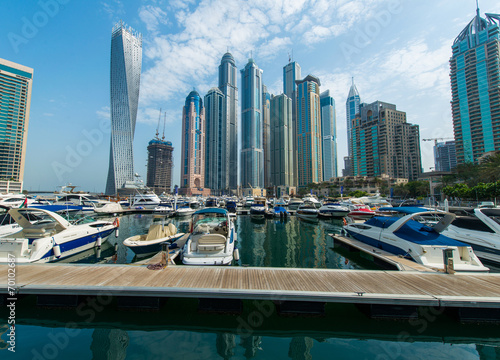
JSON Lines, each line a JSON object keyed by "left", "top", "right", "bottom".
{"left": 1, "top": 0, "right": 499, "bottom": 193}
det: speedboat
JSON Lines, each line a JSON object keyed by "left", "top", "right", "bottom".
{"left": 0, "top": 205, "right": 23, "bottom": 237}
{"left": 129, "top": 191, "right": 161, "bottom": 209}
{"left": 442, "top": 208, "right": 500, "bottom": 265}
{"left": 175, "top": 206, "right": 195, "bottom": 217}
{"left": 250, "top": 197, "right": 267, "bottom": 219}
{"left": 343, "top": 208, "right": 489, "bottom": 272}
{"left": 341, "top": 202, "right": 376, "bottom": 220}
{"left": 205, "top": 198, "right": 219, "bottom": 208}
{"left": 182, "top": 208, "right": 235, "bottom": 265}
{"left": 123, "top": 220, "right": 186, "bottom": 257}
{"left": 0, "top": 208, "right": 117, "bottom": 263}
{"left": 271, "top": 206, "right": 289, "bottom": 219}
{"left": 318, "top": 200, "right": 350, "bottom": 218}
{"left": 287, "top": 198, "right": 304, "bottom": 210}
{"left": 302, "top": 195, "right": 321, "bottom": 209}
{"left": 296, "top": 202, "right": 319, "bottom": 221}
{"left": 225, "top": 200, "right": 237, "bottom": 213}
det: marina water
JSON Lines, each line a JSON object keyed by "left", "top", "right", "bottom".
{"left": 1, "top": 215, "right": 499, "bottom": 359}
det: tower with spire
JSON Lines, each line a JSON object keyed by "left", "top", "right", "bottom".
{"left": 450, "top": 6, "right": 500, "bottom": 164}
{"left": 344, "top": 77, "right": 360, "bottom": 176}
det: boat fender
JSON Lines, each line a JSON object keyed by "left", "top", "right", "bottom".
{"left": 52, "top": 238, "right": 61, "bottom": 258}
{"left": 234, "top": 248, "right": 240, "bottom": 261}
{"left": 113, "top": 218, "right": 120, "bottom": 237}
{"left": 343, "top": 218, "right": 347, "bottom": 226}
{"left": 114, "top": 243, "right": 118, "bottom": 252}
{"left": 96, "top": 236, "right": 102, "bottom": 248}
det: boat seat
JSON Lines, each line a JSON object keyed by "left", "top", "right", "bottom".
{"left": 146, "top": 224, "right": 169, "bottom": 241}
{"left": 167, "top": 223, "right": 177, "bottom": 236}
{"left": 22, "top": 222, "right": 57, "bottom": 238}
{"left": 197, "top": 234, "right": 226, "bottom": 252}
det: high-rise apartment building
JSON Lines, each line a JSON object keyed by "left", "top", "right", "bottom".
{"left": 0, "top": 58, "right": 33, "bottom": 190}
{"left": 146, "top": 137, "right": 173, "bottom": 194}
{"left": 218, "top": 52, "right": 238, "bottom": 189}
{"left": 204, "top": 87, "right": 228, "bottom": 194}
{"left": 270, "top": 94, "right": 294, "bottom": 187}
{"left": 351, "top": 101, "right": 421, "bottom": 180}
{"left": 283, "top": 61, "right": 301, "bottom": 187}
{"left": 434, "top": 141, "right": 457, "bottom": 172}
{"left": 105, "top": 22, "right": 142, "bottom": 195}
{"left": 450, "top": 10, "right": 500, "bottom": 164}
{"left": 320, "top": 90, "right": 337, "bottom": 181}
{"left": 344, "top": 78, "right": 360, "bottom": 176}
{"left": 296, "top": 75, "right": 323, "bottom": 187}
{"left": 262, "top": 84, "right": 272, "bottom": 189}
{"left": 240, "top": 58, "right": 263, "bottom": 188}
{"left": 180, "top": 90, "right": 209, "bottom": 196}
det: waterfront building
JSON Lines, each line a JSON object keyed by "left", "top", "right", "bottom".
{"left": 344, "top": 78, "right": 360, "bottom": 176}
{"left": 105, "top": 22, "right": 142, "bottom": 195}
{"left": 434, "top": 140, "right": 457, "bottom": 172}
{"left": 0, "top": 58, "right": 33, "bottom": 190}
{"left": 262, "top": 85, "right": 272, "bottom": 189}
{"left": 270, "top": 94, "right": 294, "bottom": 188}
{"left": 283, "top": 60, "right": 301, "bottom": 187}
{"left": 240, "top": 58, "right": 264, "bottom": 188}
{"left": 146, "top": 136, "right": 173, "bottom": 195}
{"left": 180, "top": 90, "right": 210, "bottom": 196}
{"left": 351, "top": 101, "right": 421, "bottom": 180}
{"left": 204, "top": 87, "right": 228, "bottom": 194}
{"left": 320, "top": 90, "right": 338, "bottom": 181}
{"left": 295, "top": 75, "right": 323, "bottom": 187}
{"left": 450, "top": 10, "right": 500, "bottom": 164}
{"left": 218, "top": 52, "right": 238, "bottom": 189}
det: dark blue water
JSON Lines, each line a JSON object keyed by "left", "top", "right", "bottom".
{"left": 2, "top": 214, "right": 499, "bottom": 359}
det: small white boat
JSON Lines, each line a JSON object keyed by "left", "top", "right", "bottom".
{"left": 296, "top": 202, "right": 319, "bottom": 221}
{"left": 287, "top": 198, "right": 304, "bottom": 210}
{"left": 0, "top": 208, "right": 117, "bottom": 263}
{"left": 182, "top": 208, "right": 235, "bottom": 265}
{"left": 302, "top": 195, "right": 321, "bottom": 208}
{"left": 250, "top": 197, "right": 267, "bottom": 219}
{"left": 123, "top": 220, "right": 185, "bottom": 257}
{"left": 343, "top": 208, "right": 489, "bottom": 272}
{"left": 175, "top": 206, "right": 195, "bottom": 217}
{"left": 318, "top": 200, "right": 350, "bottom": 218}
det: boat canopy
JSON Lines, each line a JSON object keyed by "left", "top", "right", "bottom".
{"left": 379, "top": 207, "right": 430, "bottom": 214}
{"left": 194, "top": 208, "right": 228, "bottom": 215}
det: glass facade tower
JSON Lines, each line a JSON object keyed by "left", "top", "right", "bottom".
{"left": 450, "top": 10, "right": 500, "bottom": 164}
{"left": 283, "top": 61, "right": 301, "bottom": 187}
{"left": 320, "top": 90, "right": 338, "bottom": 181}
{"left": 0, "top": 58, "right": 33, "bottom": 186}
{"left": 218, "top": 52, "right": 238, "bottom": 189}
{"left": 270, "top": 94, "right": 294, "bottom": 187}
{"left": 344, "top": 78, "right": 360, "bottom": 176}
{"left": 105, "top": 22, "right": 142, "bottom": 195}
{"left": 240, "top": 59, "right": 263, "bottom": 188}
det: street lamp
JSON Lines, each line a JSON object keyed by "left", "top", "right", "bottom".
{"left": 429, "top": 167, "right": 435, "bottom": 207}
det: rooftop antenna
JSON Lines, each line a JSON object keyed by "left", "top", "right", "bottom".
{"left": 476, "top": 0, "right": 480, "bottom": 16}
{"left": 352, "top": 76, "right": 354, "bottom": 86}
{"left": 288, "top": 52, "right": 291, "bottom": 63}
{"left": 156, "top": 108, "right": 161, "bottom": 140}
{"left": 162, "top": 112, "right": 166, "bottom": 141}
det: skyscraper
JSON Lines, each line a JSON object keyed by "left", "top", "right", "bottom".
{"left": 240, "top": 58, "right": 263, "bottom": 188}
{"left": 105, "top": 21, "right": 142, "bottom": 195}
{"left": 283, "top": 60, "right": 301, "bottom": 187}
{"left": 434, "top": 141, "right": 457, "bottom": 172}
{"left": 262, "top": 84, "right": 272, "bottom": 189}
{"left": 218, "top": 52, "right": 238, "bottom": 189}
{"left": 0, "top": 58, "right": 33, "bottom": 191}
{"left": 270, "top": 94, "right": 294, "bottom": 188}
{"left": 296, "top": 75, "right": 323, "bottom": 187}
{"left": 450, "top": 9, "right": 500, "bottom": 164}
{"left": 344, "top": 78, "right": 360, "bottom": 176}
{"left": 180, "top": 90, "right": 208, "bottom": 196}
{"left": 146, "top": 137, "right": 173, "bottom": 195}
{"left": 320, "top": 90, "right": 337, "bottom": 181}
{"left": 204, "top": 87, "right": 228, "bottom": 194}
{"left": 351, "top": 101, "right": 421, "bottom": 180}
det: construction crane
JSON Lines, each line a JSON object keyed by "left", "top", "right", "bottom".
{"left": 422, "top": 137, "right": 454, "bottom": 146}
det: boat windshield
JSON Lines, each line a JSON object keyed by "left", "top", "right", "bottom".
{"left": 193, "top": 213, "right": 226, "bottom": 225}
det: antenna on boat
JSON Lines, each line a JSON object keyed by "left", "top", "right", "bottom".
{"left": 156, "top": 108, "right": 161, "bottom": 140}
{"left": 162, "top": 112, "right": 166, "bottom": 141}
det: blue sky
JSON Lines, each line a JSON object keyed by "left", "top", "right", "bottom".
{"left": 1, "top": 0, "right": 499, "bottom": 193}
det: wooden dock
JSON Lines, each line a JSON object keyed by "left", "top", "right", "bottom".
{"left": 2, "top": 263, "right": 500, "bottom": 311}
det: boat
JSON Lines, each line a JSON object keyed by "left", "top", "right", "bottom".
{"left": 296, "top": 202, "right": 319, "bottom": 221}
{"left": 0, "top": 194, "right": 36, "bottom": 208}
{"left": 0, "top": 208, "right": 117, "bottom": 263}
{"left": 225, "top": 200, "right": 237, "bottom": 213}
{"left": 250, "top": 197, "right": 267, "bottom": 219}
{"left": 205, "top": 197, "right": 219, "bottom": 208}
{"left": 129, "top": 191, "right": 161, "bottom": 209}
{"left": 123, "top": 219, "right": 185, "bottom": 257}
{"left": 442, "top": 208, "right": 500, "bottom": 265}
{"left": 271, "top": 206, "right": 289, "bottom": 219}
{"left": 0, "top": 205, "right": 23, "bottom": 237}
{"left": 182, "top": 208, "right": 236, "bottom": 265}
{"left": 343, "top": 207, "right": 489, "bottom": 272}
{"left": 302, "top": 195, "right": 321, "bottom": 208}
{"left": 341, "top": 202, "right": 376, "bottom": 220}
{"left": 175, "top": 206, "right": 195, "bottom": 217}
{"left": 242, "top": 196, "right": 254, "bottom": 208}
{"left": 287, "top": 197, "right": 304, "bottom": 210}
{"left": 318, "top": 199, "right": 350, "bottom": 218}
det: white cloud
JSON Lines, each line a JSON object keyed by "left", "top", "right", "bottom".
{"left": 96, "top": 106, "right": 110, "bottom": 120}
{"left": 139, "top": 5, "right": 168, "bottom": 33}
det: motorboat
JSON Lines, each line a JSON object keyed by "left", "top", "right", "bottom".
{"left": 0, "top": 205, "right": 23, "bottom": 237}
{"left": 341, "top": 202, "right": 376, "bottom": 220}
{"left": 0, "top": 194, "right": 36, "bottom": 208}
{"left": 296, "top": 202, "right": 319, "bottom": 221}
{"left": 287, "top": 198, "right": 304, "bottom": 210}
{"left": 271, "top": 206, "right": 289, "bottom": 219}
{"left": 442, "top": 208, "right": 500, "bottom": 265}
{"left": 182, "top": 208, "right": 235, "bottom": 265}
{"left": 175, "top": 206, "right": 195, "bottom": 217}
{"left": 225, "top": 200, "right": 237, "bottom": 213}
{"left": 129, "top": 191, "right": 161, "bottom": 209}
{"left": 152, "top": 204, "right": 174, "bottom": 215}
{"left": 123, "top": 219, "right": 186, "bottom": 257}
{"left": 250, "top": 197, "right": 267, "bottom": 219}
{"left": 242, "top": 196, "right": 254, "bottom": 208}
{"left": 343, "top": 208, "right": 489, "bottom": 272}
{"left": 0, "top": 208, "right": 117, "bottom": 263}
{"left": 318, "top": 200, "right": 350, "bottom": 218}
{"left": 302, "top": 195, "right": 321, "bottom": 209}
{"left": 205, "top": 198, "right": 219, "bottom": 208}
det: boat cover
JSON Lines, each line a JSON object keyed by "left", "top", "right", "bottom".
{"left": 394, "top": 219, "right": 468, "bottom": 246}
